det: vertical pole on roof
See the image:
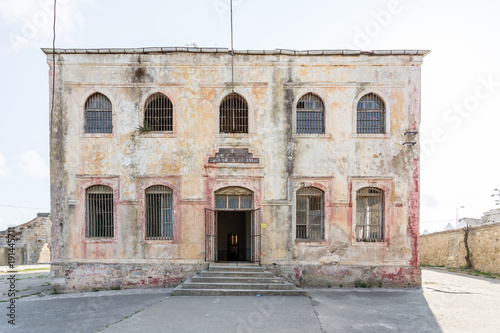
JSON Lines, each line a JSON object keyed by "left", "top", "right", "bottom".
{"left": 230, "top": 0, "right": 234, "bottom": 94}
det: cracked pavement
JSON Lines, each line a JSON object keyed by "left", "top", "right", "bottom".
{"left": 0, "top": 268, "right": 498, "bottom": 332}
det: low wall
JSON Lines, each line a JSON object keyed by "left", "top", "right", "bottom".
{"left": 50, "top": 262, "right": 207, "bottom": 292}
{"left": 420, "top": 222, "right": 500, "bottom": 274}
{"left": 265, "top": 264, "right": 421, "bottom": 288}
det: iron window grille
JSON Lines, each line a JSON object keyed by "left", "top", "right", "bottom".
{"left": 356, "top": 93, "right": 386, "bottom": 134}
{"left": 215, "top": 194, "right": 253, "bottom": 210}
{"left": 84, "top": 93, "right": 113, "bottom": 133}
{"left": 296, "top": 187, "right": 324, "bottom": 240}
{"left": 219, "top": 93, "right": 248, "bottom": 133}
{"left": 86, "top": 185, "right": 114, "bottom": 238}
{"left": 356, "top": 187, "right": 384, "bottom": 242}
{"left": 144, "top": 93, "right": 173, "bottom": 132}
{"left": 297, "top": 93, "right": 325, "bottom": 134}
{"left": 145, "top": 185, "right": 173, "bottom": 240}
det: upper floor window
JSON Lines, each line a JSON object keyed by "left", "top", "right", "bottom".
{"left": 145, "top": 185, "right": 173, "bottom": 240}
{"left": 356, "top": 93, "right": 385, "bottom": 134}
{"left": 144, "top": 93, "right": 173, "bottom": 132}
{"left": 86, "top": 185, "right": 114, "bottom": 238}
{"left": 84, "top": 93, "right": 112, "bottom": 133}
{"left": 297, "top": 93, "right": 324, "bottom": 134}
{"left": 356, "top": 187, "right": 384, "bottom": 242}
{"left": 220, "top": 93, "right": 248, "bottom": 133}
{"left": 296, "top": 187, "right": 324, "bottom": 240}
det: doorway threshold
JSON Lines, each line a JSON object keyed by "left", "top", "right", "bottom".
{"left": 214, "top": 261, "right": 257, "bottom": 266}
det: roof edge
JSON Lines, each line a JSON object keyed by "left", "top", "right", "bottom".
{"left": 41, "top": 47, "right": 431, "bottom": 57}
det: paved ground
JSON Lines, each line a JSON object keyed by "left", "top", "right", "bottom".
{"left": 0, "top": 267, "right": 499, "bottom": 332}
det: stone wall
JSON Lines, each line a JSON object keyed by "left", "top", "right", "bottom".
{"left": 0, "top": 213, "right": 51, "bottom": 265}
{"left": 420, "top": 222, "right": 500, "bottom": 274}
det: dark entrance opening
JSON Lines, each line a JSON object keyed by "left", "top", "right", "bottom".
{"left": 216, "top": 211, "right": 251, "bottom": 261}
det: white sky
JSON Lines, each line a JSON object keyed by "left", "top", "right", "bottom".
{"left": 0, "top": 0, "right": 499, "bottom": 233}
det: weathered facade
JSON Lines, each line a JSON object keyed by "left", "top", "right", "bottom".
{"left": 0, "top": 213, "right": 51, "bottom": 265}
{"left": 45, "top": 47, "right": 428, "bottom": 291}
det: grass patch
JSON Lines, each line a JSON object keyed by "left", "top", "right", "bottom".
{"left": 446, "top": 267, "right": 500, "bottom": 279}
{"left": 354, "top": 280, "right": 372, "bottom": 288}
{"left": 420, "top": 264, "right": 445, "bottom": 268}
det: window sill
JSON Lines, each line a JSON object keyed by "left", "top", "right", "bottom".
{"left": 352, "top": 240, "right": 387, "bottom": 246}
{"left": 216, "top": 133, "right": 250, "bottom": 138}
{"left": 143, "top": 239, "right": 176, "bottom": 244}
{"left": 352, "top": 133, "right": 390, "bottom": 139}
{"left": 138, "top": 132, "right": 177, "bottom": 138}
{"left": 84, "top": 238, "right": 116, "bottom": 243}
{"left": 81, "top": 133, "right": 114, "bottom": 138}
{"left": 295, "top": 239, "right": 327, "bottom": 245}
{"left": 295, "top": 133, "right": 331, "bottom": 139}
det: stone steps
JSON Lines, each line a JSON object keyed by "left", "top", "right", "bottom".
{"left": 171, "top": 263, "right": 307, "bottom": 297}
{"left": 172, "top": 288, "right": 307, "bottom": 296}
{"left": 191, "top": 276, "right": 285, "bottom": 284}
{"left": 181, "top": 281, "right": 296, "bottom": 290}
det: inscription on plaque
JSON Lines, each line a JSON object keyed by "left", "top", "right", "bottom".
{"left": 208, "top": 148, "right": 259, "bottom": 163}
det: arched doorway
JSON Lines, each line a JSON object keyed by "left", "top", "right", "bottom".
{"left": 205, "top": 187, "right": 260, "bottom": 262}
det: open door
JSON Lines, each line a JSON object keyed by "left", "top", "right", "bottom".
{"left": 251, "top": 208, "right": 261, "bottom": 263}
{"left": 204, "top": 208, "right": 216, "bottom": 261}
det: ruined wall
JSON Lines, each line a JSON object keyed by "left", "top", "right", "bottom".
{"left": 0, "top": 214, "right": 51, "bottom": 265}
{"left": 420, "top": 222, "right": 500, "bottom": 274}
{"left": 46, "top": 49, "right": 424, "bottom": 290}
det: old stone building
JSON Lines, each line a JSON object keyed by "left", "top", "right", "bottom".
{"left": 0, "top": 213, "right": 51, "bottom": 265}
{"left": 45, "top": 47, "right": 428, "bottom": 291}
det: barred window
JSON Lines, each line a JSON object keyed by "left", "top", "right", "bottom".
{"left": 220, "top": 93, "right": 248, "bottom": 133}
{"left": 214, "top": 187, "right": 253, "bottom": 210}
{"left": 146, "top": 185, "right": 173, "bottom": 240}
{"left": 86, "top": 185, "right": 114, "bottom": 238}
{"left": 356, "top": 187, "right": 384, "bottom": 242}
{"left": 144, "top": 93, "right": 173, "bottom": 132}
{"left": 296, "top": 187, "right": 324, "bottom": 240}
{"left": 297, "top": 93, "right": 324, "bottom": 134}
{"left": 357, "top": 93, "right": 385, "bottom": 134}
{"left": 84, "top": 93, "right": 112, "bottom": 133}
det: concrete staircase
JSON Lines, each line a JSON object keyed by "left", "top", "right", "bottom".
{"left": 171, "top": 263, "right": 307, "bottom": 296}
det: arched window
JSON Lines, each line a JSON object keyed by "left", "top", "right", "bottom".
{"left": 86, "top": 185, "right": 114, "bottom": 237}
{"left": 84, "top": 93, "right": 112, "bottom": 133}
{"left": 214, "top": 186, "right": 253, "bottom": 210}
{"left": 356, "top": 93, "right": 385, "bottom": 134}
{"left": 219, "top": 93, "right": 248, "bottom": 133}
{"left": 145, "top": 185, "right": 173, "bottom": 240}
{"left": 144, "top": 93, "right": 173, "bottom": 132}
{"left": 296, "top": 187, "right": 324, "bottom": 240}
{"left": 297, "top": 93, "right": 324, "bottom": 134}
{"left": 356, "top": 187, "right": 384, "bottom": 241}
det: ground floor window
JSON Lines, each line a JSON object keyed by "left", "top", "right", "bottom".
{"left": 86, "top": 185, "right": 114, "bottom": 238}
{"left": 145, "top": 185, "right": 173, "bottom": 240}
{"left": 356, "top": 187, "right": 384, "bottom": 241}
{"left": 296, "top": 187, "right": 324, "bottom": 240}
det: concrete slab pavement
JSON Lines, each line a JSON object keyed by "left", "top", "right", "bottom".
{"left": 1, "top": 268, "right": 499, "bottom": 332}
{"left": 422, "top": 268, "right": 500, "bottom": 333}
{"left": 102, "top": 296, "right": 321, "bottom": 333}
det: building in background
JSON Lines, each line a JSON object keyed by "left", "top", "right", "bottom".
{"left": 45, "top": 47, "right": 428, "bottom": 291}
{"left": 0, "top": 213, "right": 51, "bottom": 265}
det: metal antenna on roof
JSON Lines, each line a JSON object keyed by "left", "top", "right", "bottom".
{"left": 50, "top": 0, "right": 57, "bottom": 138}
{"left": 230, "top": 0, "right": 235, "bottom": 130}
{"left": 230, "top": 0, "right": 234, "bottom": 93}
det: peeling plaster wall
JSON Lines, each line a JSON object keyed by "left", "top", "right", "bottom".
{"left": 47, "top": 51, "right": 423, "bottom": 290}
